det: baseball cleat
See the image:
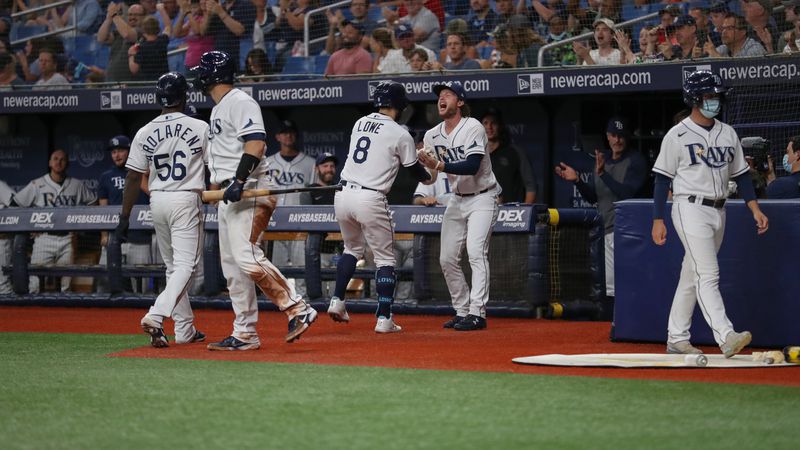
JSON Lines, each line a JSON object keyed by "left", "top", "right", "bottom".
{"left": 454, "top": 314, "right": 487, "bottom": 331}
{"left": 188, "top": 329, "right": 206, "bottom": 343}
{"left": 721, "top": 331, "right": 752, "bottom": 358}
{"left": 375, "top": 316, "right": 402, "bottom": 333}
{"left": 666, "top": 341, "right": 703, "bottom": 355}
{"left": 140, "top": 316, "right": 169, "bottom": 348}
{"left": 443, "top": 315, "right": 465, "bottom": 329}
{"left": 327, "top": 296, "right": 350, "bottom": 323}
{"left": 286, "top": 305, "right": 318, "bottom": 343}
{"left": 207, "top": 335, "right": 260, "bottom": 351}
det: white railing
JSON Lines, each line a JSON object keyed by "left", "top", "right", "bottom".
{"left": 10, "top": 0, "right": 77, "bottom": 45}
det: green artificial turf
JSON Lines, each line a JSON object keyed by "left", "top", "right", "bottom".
{"left": 0, "top": 333, "right": 798, "bottom": 450}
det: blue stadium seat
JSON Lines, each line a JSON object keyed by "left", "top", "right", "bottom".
{"left": 367, "top": 5, "right": 383, "bottom": 22}
{"left": 10, "top": 24, "right": 48, "bottom": 43}
{"left": 312, "top": 54, "right": 330, "bottom": 74}
{"left": 239, "top": 37, "right": 254, "bottom": 71}
{"left": 478, "top": 45, "right": 495, "bottom": 60}
{"left": 69, "top": 35, "right": 101, "bottom": 67}
{"left": 281, "top": 56, "right": 312, "bottom": 79}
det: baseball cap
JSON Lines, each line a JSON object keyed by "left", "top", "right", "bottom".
{"left": 479, "top": 107, "right": 504, "bottom": 123}
{"left": 315, "top": 152, "right": 339, "bottom": 166}
{"left": 673, "top": 15, "right": 697, "bottom": 28}
{"left": 341, "top": 19, "right": 365, "bottom": 34}
{"left": 592, "top": 17, "right": 616, "bottom": 31}
{"left": 745, "top": 0, "right": 774, "bottom": 12}
{"left": 277, "top": 119, "right": 297, "bottom": 134}
{"left": 445, "top": 18, "right": 468, "bottom": 35}
{"left": 107, "top": 135, "right": 131, "bottom": 150}
{"left": 658, "top": 4, "right": 682, "bottom": 16}
{"left": 709, "top": 1, "right": 730, "bottom": 13}
{"left": 395, "top": 23, "right": 414, "bottom": 39}
{"left": 433, "top": 81, "right": 467, "bottom": 100}
{"left": 607, "top": 117, "right": 627, "bottom": 136}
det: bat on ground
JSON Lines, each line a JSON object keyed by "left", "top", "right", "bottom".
{"left": 202, "top": 184, "right": 343, "bottom": 203}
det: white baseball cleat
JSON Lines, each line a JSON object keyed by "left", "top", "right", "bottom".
{"left": 327, "top": 296, "right": 350, "bottom": 323}
{"left": 666, "top": 341, "right": 703, "bottom": 355}
{"left": 721, "top": 331, "right": 752, "bottom": 358}
{"left": 375, "top": 316, "right": 402, "bottom": 333}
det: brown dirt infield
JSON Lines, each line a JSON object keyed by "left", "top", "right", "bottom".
{"left": 1, "top": 306, "right": 797, "bottom": 386}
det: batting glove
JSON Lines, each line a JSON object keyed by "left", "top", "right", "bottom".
{"left": 115, "top": 215, "right": 129, "bottom": 243}
{"left": 223, "top": 178, "right": 244, "bottom": 204}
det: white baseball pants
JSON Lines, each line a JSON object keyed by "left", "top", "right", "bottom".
{"left": 144, "top": 191, "right": 203, "bottom": 343}
{"left": 30, "top": 233, "right": 72, "bottom": 293}
{"left": 334, "top": 188, "right": 395, "bottom": 268}
{"left": 0, "top": 237, "right": 11, "bottom": 294}
{"left": 668, "top": 199, "right": 734, "bottom": 347}
{"left": 440, "top": 192, "right": 498, "bottom": 318}
{"left": 217, "top": 181, "right": 304, "bottom": 339}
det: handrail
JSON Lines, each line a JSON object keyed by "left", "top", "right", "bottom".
{"left": 303, "top": 0, "right": 352, "bottom": 57}
{"left": 10, "top": 0, "right": 74, "bottom": 19}
{"left": 537, "top": 12, "right": 659, "bottom": 67}
{"left": 11, "top": 25, "right": 77, "bottom": 46}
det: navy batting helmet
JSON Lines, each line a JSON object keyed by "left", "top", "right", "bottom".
{"left": 156, "top": 72, "right": 189, "bottom": 108}
{"left": 373, "top": 81, "right": 409, "bottom": 112}
{"left": 190, "top": 51, "right": 235, "bottom": 92}
{"left": 683, "top": 70, "right": 728, "bottom": 108}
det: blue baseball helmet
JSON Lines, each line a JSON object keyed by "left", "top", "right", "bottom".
{"left": 373, "top": 81, "right": 409, "bottom": 112}
{"left": 683, "top": 70, "right": 727, "bottom": 108}
{"left": 156, "top": 72, "right": 189, "bottom": 108}
{"left": 190, "top": 51, "right": 236, "bottom": 92}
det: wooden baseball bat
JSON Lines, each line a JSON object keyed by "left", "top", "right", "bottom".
{"left": 202, "top": 184, "right": 343, "bottom": 203}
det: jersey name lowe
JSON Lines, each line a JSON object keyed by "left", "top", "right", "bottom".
{"left": 339, "top": 112, "right": 417, "bottom": 193}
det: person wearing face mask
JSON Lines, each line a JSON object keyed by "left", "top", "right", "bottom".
{"left": 651, "top": 71, "right": 769, "bottom": 358}
{"left": 766, "top": 136, "right": 800, "bottom": 198}
{"left": 544, "top": 14, "right": 576, "bottom": 66}
{"left": 324, "top": 20, "right": 372, "bottom": 75}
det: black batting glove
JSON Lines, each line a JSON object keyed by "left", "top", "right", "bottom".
{"left": 115, "top": 215, "right": 130, "bottom": 243}
{"left": 223, "top": 178, "right": 244, "bottom": 204}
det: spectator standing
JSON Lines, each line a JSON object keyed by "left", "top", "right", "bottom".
{"left": 173, "top": 0, "right": 215, "bottom": 69}
{"left": 324, "top": 20, "right": 372, "bottom": 75}
{"left": 743, "top": 0, "right": 778, "bottom": 53}
{"left": 324, "top": 0, "right": 377, "bottom": 53}
{"left": 98, "top": 3, "right": 144, "bottom": 83}
{"left": 574, "top": 17, "right": 623, "bottom": 65}
{"left": 96, "top": 135, "right": 154, "bottom": 294}
{"left": 272, "top": 0, "right": 315, "bottom": 70}
{"left": 33, "top": 48, "right": 70, "bottom": 90}
{"left": 48, "top": 0, "right": 102, "bottom": 36}
{"left": 544, "top": 13, "right": 576, "bottom": 66}
{"left": 554, "top": 118, "right": 647, "bottom": 318}
{"left": 398, "top": 0, "right": 441, "bottom": 52}
{"left": 465, "top": 0, "right": 498, "bottom": 47}
{"left": 506, "top": 13, "right": 545, "bottom": 67}
{"left": 129, "top": 10, "right": 172, "bottom": 80}
{"left": 767, "top": 136, "right": 800, "bottom": 198}
{"left": 705, "top": 13, "right": 766, "bottom": 57}
{"left": 14, "top": 149, "right": 97, "bottom": 293}
{"left": 251, "top": 0, "right": 278, "bottom": 53}
{"left": 204, "top": 0, "right": 255, "bottom": 71}
{"left": 482, "top": 108, "right": 537, "bottom": 203}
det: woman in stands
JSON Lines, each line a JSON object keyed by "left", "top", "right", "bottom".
{"left": 173, "top": 0, "right": 215, "bottom": 69}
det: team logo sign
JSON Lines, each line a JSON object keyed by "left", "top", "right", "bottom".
{"left": 100, "top": 91, "right": 122, "bottom": 110}
{"left": 517, "top": 74, "right": 544, "bottom": 95}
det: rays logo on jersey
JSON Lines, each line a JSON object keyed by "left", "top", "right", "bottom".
{"left": 685, "top": 143, "right": 735, "bottom": 168}
{"left": 208, "top": 119, "right": 223, "bottom": 142}
{"left": 266, "top": 168, "right": 308, "bottom": 186}
{"left": 41, "top": 193, "right": 79, "bottom": 206}
{"left": 434, "top": 139, "right": 480, "bottom": 162}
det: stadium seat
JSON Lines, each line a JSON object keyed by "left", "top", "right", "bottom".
{"left": 478, "top": 45, "right": 495, "bottom": 60}
{"left": 239, "top": 38, "right": 254, "bottom": 72}
{"left": 312, "top": 54, "right": 330, "bottom": 74}
{"left": 281, "top": 56, "right": 312, "bottom": 80}
{"left": 367, "top": 6, "right": 383, "bottom": 22}
{"left": 10, "top": 24, "right": 48, "bottom": 43}
{"left": 69, "top": 35, "right": 102, "bottom": 68}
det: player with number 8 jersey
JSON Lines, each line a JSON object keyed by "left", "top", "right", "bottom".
{"left": 328, "top": 81, "right": 435, "bottom": 333}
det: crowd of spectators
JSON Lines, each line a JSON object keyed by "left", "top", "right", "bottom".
{"left": 0, "top": 0, "right": 799, "bottom": 86}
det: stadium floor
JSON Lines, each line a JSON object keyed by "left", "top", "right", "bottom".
{"left": 1, "top": 306, "right": 797, "bottom": 386}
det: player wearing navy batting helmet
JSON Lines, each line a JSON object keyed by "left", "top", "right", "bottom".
{"left": 652, "top": 70, "right": 768, "bottom": 357}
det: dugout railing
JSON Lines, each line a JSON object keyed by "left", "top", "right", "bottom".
{"left": 0, "top": 204, "right": 603, "bottom": 317}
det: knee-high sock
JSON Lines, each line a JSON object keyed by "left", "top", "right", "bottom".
{"left": 375, "top": 266, "right": 396, "bottom": 318}
{"left": 333, "top": 253, "right": 358, "bottom": 299}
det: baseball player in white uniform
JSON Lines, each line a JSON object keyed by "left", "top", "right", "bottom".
{"left": 191, "top": 51, "right": 317, "bottom": 350}
{"left": 0, "top": 179, "right": 14, "bottom": 294}
{"left": 14, "top": 149, "right": 97, "bottom": 293}
{"left": 418, "top": 81, "right": 499, "bottom": 331}
{"left": 264, "top": 119, "right": 316, "bottom": 297}
{"left": 652, "top": 71, "right": 768, "bottom": 357}
{"left": 326, "top": 80, "right": 435, "bottom": 333}
{"left": 117, "top": 72, "right": 207, "bottom": 348}
{"left": 413, "top": 173, "right": 453, "bottom": 206}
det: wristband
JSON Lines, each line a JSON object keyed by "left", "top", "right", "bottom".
{"left": 235, "top": 153, "right": 261, "bottom": 182}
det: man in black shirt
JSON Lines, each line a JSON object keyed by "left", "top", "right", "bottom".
{"left": 302, "top": 152, "right": 340, "bottom": 297}
{"left": 481, "top": 108, "right": 537, "bottom": 203}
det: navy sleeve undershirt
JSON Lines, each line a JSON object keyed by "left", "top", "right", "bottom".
{"left": 443, "top": 153, "right": 482, "bottom": 175}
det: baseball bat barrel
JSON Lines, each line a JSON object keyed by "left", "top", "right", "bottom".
{"left": 201, "top": 184, "right": 342, "bottom": 203}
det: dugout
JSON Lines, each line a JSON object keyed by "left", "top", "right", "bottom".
{"left": 1, "top": 57, "right": 798, "bottom": 317}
